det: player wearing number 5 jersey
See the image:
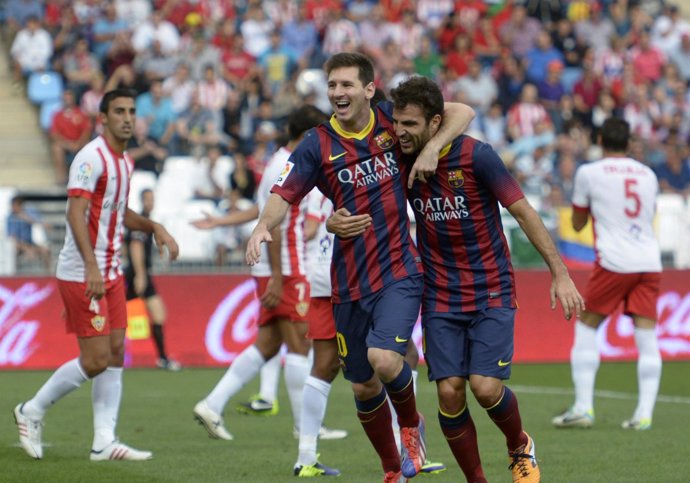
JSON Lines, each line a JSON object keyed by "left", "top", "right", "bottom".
{"left": 553, "top": 118, "right": 663, "bottom": 431}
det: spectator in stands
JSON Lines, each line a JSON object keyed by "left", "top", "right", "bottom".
{"left": 631, "top": 29, "right": 666, "bottom": 84}
{"left": 551, "top": 151, "right": 578, "bottom": 202}
{"left": 414, "top": 36, "right": 442, "bottom": 81}
{"left": 265, "top": 0, "right": 298, "bottom": 27}
{"left": 669, "top": 33, "right": 690, "bottom": 82}
{"left": 197, "top": 65, "right": 230, "bottom": 124}
{"left": 444, "top": 33, "right": 475, "bottom": 79}
{"left": 259, "top": 30, "right": 298, "bottom": 96}
{"left": 162, "top": 62, "right": 195, "bottom": 114}
{"left": 80, "top": 71, "right": 105, "bottom": 134}
{"left": 655, "top": 144, "right": 690, "bottom": 196}
{"left": 347, "top": 0, "right": 374, "bottom": 22}
{"left": 6, "top": 195, "right": 52, "bottom": 270}
{"left": 51, "top": 8, "right": 82, "bottom": 65}
{"left": 221, "top": 34, "right": 257, "bottom": 87}
{"left": 135, "top": 80, "right": 177, "bottom": 148}
{"left": 538, "top": 60, "right": 567, "bottom": 126}
{"left": 416, "top": 0, "right": 454, "bottom": 30}
{"left": 358, "top": 5, "right": 395, "bottom": 63}
{"left": 497, "top": 54, "right": 527, "bottom": 114}
{"left": 114, "top": 0, "right": 152, "bottom": 29}
{"left": 572, "top": 57, "right": 603, "bottom": 128}
{"left": 183, "top": 33, "right": 222, "bottom": 82}
{"left": 241, "top": 3, "right": 274, "bottom": 58}
{"left": 175, "top": 90, "right": 224, "bottom": 156}
{"left": 525, "top": 29, "right": 565, "bottom": 84}
{"left": 303, "top": 0, "right": 342, "bottom": 37}
{"left": 472, "top": 15, "right": 502, "bottom": 66}
{"left": 132, "top": 10, "right": 180, "bottom": 56}
{"left": 222, "top": 90, "right": 243, "bottom": 150}
{"left": 507, "top": 83, "right": 552, "bottom": 140}
{"left": 49, "top": 89, "right": 92, "bottom": 185}
{"left": 483, "top": 101, "right": 508, "bottom": 151}
{"left": 229, "top": 152, "right": 257, "bottom": 203}
{"left": 92, "top": 3, "right": 130, "bottom": 62}
{"left": 128, "top": 118, "right": 168, "bottom": 177}
{"left": 321, "top": 8, "right": 360, "bottom": 57}
{"left": 499, "top": 3, "right": 542, "bottom": 59}
{"left": 104, "top": 31, "right": 136, "bottom": 77}
{"left": 395, "top": 8, "right": 426, "bottom": 60}
{"left": 281, "top": 3, "right": 318, "bottom": 68}
{"left": 574, "top": 2, "right": 615, "bottom": 51}
{"left": 4, "top": 0, "right": 44, "bottom": 39}
{"left": 134, "top": 39, "right": 177, "bottom": 84}
{"left": 453, "top": 58, "right": 497, "bottom": 117}
{"left": 63, "top": 36, "right": 100, "bottom": 101}
{"left": 651, "top": 5, "right": 689, "bottom": 56}
{"left": 10, "top": 16, "right": 53, "bottom": 86}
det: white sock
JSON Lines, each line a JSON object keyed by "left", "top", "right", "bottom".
{"left": 571, "top": 321, "right": 600, "bottom": 414}
{"left": 297, "top": 376, "right": 331, "bottom": 466}
{"left": 23, "top": 358, "right": 88, "bottom": 419}
{"left": 92, "top": 367, "right": 123, "bottom": 450}
{"left": 206, "top": 345, "right": 265, "bottom": 414}
{"left": 388, "top": 398, "right": 401, "bottom": 452}
{"left": 259, "top": 353, "right": 281, "bottom": 403}
{"left": 633, "top": 327, "right": 662, "bottom": 421}
{"left": 412, "top": 369, "right": 418, "bottom": 395}
{"left": 284, "top": 353, "right": 309, "bottom": 431}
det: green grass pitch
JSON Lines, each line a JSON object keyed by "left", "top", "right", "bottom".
{"left": 2, "top": 362, "right": 689, "bottom": 482}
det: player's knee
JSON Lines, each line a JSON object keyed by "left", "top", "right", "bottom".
{"left": 312, "top": 355, "right": 340, "bottom": 382}
{"left": 436, "top": 379, "right": 465, "bottom": 414}
{"left": 470, "top": 379, "right": 503, "bottom": 407}
{"left": 80, "top": 355, "right": 109, "bottom": 377}
{"left": 352, "top": 378, "right": 382, "bottom": 400}
{"left": 368, "top": 349, "right": 402, "bottom": 381}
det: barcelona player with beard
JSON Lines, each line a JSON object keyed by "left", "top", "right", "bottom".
{"left": 246, "top": 53, "right": 475, "bottom": 482}
{"left": 328, "top": 76, "right": 584, "bottom": 483}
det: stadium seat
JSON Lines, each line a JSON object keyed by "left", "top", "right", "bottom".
{"left": 27, "top": 71, "right": 64, "bottom": 105}
{"left": 128, "top": 170, "right": 158, "bottom": 215}
{"left": 159, "top": 200, "right": 218, "bottom": 261}
{"left": 38, "top": 99, "right": 63, "bottom": 131}
{"left": 656, "top": 193, "right": 689, "bottom": 268}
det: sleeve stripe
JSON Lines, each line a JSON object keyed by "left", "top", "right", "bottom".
{"left": 572, "top": 204, "right": 589, "bottom": 213}
{"left": 67, "top": 188, "right": 94, "bottom": 199}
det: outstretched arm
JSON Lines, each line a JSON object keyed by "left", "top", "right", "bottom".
{"left": 246, "top": 193, "right": 290, "bottom": 265}
{"left": 125, "top": 208, "right": 179, "bottom": 261}
{"left": 507, "top": 198, "right": 585, "bottom": 320}
{"left": 408, "top": 102, "right": 475, "bottom": 188}
{"left": 191, "top": 204, "right": 260, "bottom": 229}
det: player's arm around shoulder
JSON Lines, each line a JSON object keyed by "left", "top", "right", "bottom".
{"left": 507, "top": 198, "right": 585, "bottom": 320}
{"left": 124, "top": 208, "right": 179, "bottom": 261}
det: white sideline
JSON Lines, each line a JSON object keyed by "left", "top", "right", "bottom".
{"left": 512, "top": 385, "right": 690, "bottom": 405}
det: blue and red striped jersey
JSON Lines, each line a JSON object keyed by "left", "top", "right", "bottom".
{"left": 409, "top": 136, "right": 523, "bottom": 313}
{"left": 272, "top": 102, "right": 421, "bottom": 303}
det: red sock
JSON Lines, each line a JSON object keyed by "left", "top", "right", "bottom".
{"left": 439, "top": 408, "right": 487, "bottom": 483}
{"left": 385, "top": 362, "right": 419, "bottom": 428}
{"left": 356, "top": 389, "right": 401, "bottom": 473}
{"left": 485, "top": 386, "right": 528, "bottom": 451}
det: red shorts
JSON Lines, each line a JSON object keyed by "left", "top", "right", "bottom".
{"left": 58, "top": 276, "right": 127, "bottom": 337}
{"left": 255, "top": 275, "right": 310, "bottom": 326}
{"left": 307, "top": 297, "right": 336, "bottom": 340}
{"left": 584, "top": 264, "right": 660, "bottom": 320}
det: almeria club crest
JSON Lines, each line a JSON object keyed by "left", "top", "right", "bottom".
{"left": 375, "top": 131, "right": 394, "bottom": 149}
{"left": 448, "top": 169, "right": 464, "bottom": 188}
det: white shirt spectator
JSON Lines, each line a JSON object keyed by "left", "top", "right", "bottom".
{"left": 11, "top": 24, "right": 53, "bottom": 72}
{"left": 114, "top": 0, "right": 151, "bottom": 28}
{"left": 322, "top": 16, "right": 360, "bottom": 56}
{"left": 416, "top": 0, "right": 454, "bottom": 30}
{"left": 241, "top": 6, "right": 274, "bottom": 58}
{"left": 132, "top": 14, "right": 180, "bottom": 55}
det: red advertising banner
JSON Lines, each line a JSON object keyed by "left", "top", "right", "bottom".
{"left": 1, "top": 271, "right": 689, "bottom": 370}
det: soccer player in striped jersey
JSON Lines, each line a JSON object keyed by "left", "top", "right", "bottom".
{"left": 192, "top": 105, "right": 331, "bottom": 445}
{"left": 246, "top": 52, "right": 475, "bottom": 482}
{"left": 14, "top": 89, "right": 179, "bottom": 461}
{"left": 328, "top": 76, "right": 584, "bottom": 483}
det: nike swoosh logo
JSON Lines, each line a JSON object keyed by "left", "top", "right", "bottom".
{"left": 498, "top": 360, "right": 511, "bottom": 367}
{"left": 329, "top": 152, "right": 346, "bottom": 161}
{"left": 395, "top": 336, "right": 408, "bottom": 343}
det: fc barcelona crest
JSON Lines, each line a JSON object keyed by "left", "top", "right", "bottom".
{"left": 448, "top": 169, "right": 464, "bottom": 188}
{"left": 91, "top": 315, "right": 106, "bottom": 332}
{"left": 375, "top": 131, "right": 394, "bottom": 149}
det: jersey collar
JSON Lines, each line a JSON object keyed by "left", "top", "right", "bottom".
{"left": 329, "top": 109, "right": 375, "bottom": 140}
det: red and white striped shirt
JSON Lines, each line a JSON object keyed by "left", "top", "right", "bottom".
{"left": 507, "top": 101, "right": 551, "bottom": 137}
{"left": 57, "top": 136, "right": 133, "bottom": 282}
{"left": 252, "top": 146, "right": 307, "bottom": 277}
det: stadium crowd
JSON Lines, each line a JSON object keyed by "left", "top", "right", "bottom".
{"left": 3, "top": 0, "right": 690, "bottom": 258}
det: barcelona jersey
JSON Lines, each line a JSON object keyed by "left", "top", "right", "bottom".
{"left": 272, "top": 102, "right": 421, "bottom": 303}
{"left": 409, "top": 136, "right": 523, "bottom": 313}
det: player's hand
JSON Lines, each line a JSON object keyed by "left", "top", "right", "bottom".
{"left": 153, "top": 225, "right": 179, "bottom": 261}
{"left": 408, "top": 144, "right": 440, "bottom": 188}
{"left": 260, "top": 275, "right": 283, "bottom": 309}
{"left": 326, "top": 208, "right": 372, "bottom": 239}
{"left": 190, "top": 211, "right": 217, "bottom": 230}
{"left": 134, "top": 272, "right": 146, "bottom": 296}
{"left": 246, "top": 223, "right": 272, "bottom": 265}
{"left": 551, "top": 273, "right": 585, "bottom": 320}
{"left": 85, "top": 263, "right": 105, "bottom": 300}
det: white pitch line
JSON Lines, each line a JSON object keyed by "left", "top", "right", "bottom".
{"left": 511, "top": 385, "right": 690, "bottom": 405}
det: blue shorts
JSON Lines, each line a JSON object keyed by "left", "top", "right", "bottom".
{"left": 333, "top": 275, "right": 423, "bottom": 383}
{"left": 423, "top": 307, "right": 515, "bottom": 381}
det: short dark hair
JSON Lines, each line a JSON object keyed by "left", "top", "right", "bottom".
{"left": 390, "top": 76, "right": 444, "bottom": 122}
{"left": 140, "top": 188, "right": 153, "bottom": 201}
{"left": 324, "top": 52, "right": 375, "bottom": 86}
{"left": 600, "top": 117, "right": 630, "bottom": 152}
{"left": 287, "top": 105, "right": 329, "bottom": 140}
{"left": 99, "top": 88, "right": 137, "bottom": 114}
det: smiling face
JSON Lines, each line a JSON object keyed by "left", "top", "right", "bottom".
{"left": 392, "top": 103, "right": 441, "bottom": 155}
{"left": 327, "top": 66, "right": 375, "bottom": 132}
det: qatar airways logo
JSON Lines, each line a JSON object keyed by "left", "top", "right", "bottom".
{"left": 598, "top": 291, "right": 690, "bottom": 358}
{"left": 205, "top": 279, "right": 260, "bottom": 363}
{"left": 337, "top": 152, "right": 399, "bottom": 188}
{"left": 412, "top": 195, "right": 470, "bottom": 222}
{"left": 0, "top": 282, "right": 54, "bottom": 365}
